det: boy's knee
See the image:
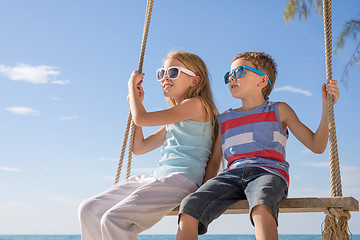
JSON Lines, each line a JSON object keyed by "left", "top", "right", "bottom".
{"left": 252, "top": 205, "right": 273, "bottom": 218}
{"left": 179, "top": 213, "right": 198, "bottom": 224}
{"left": 178, "top": 213, "right": 200, "bottom": 231}
{"left": 251, "top": 205, "right": 275, "bottom": 222}
{"left": 178, "top": 213, "right": 200, "bottom": 237}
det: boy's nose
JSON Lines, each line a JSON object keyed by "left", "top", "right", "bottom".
{"left": 228, "top": 75, "right": 236, "bottom": 82}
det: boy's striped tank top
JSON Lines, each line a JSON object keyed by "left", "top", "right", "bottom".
{"left": 218, "top": 101, "right": 290, "bottom": 185}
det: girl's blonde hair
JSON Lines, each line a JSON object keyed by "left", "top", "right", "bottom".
{"left": 164, "top": 51, "right": 219, "bottom": 144}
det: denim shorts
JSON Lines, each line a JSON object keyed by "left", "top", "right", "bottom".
{"left": 179, "top": 167, "right": 288, "bottom": 235}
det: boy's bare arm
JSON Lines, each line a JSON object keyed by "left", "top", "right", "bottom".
{"left": 278, "top": 80, "right": 339, "bottom": 154}
{"left": 279, "top": 102, "right": 328, "bottom": 154}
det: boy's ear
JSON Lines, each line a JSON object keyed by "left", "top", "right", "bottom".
{"left": 258, "top": 75, "right": 269, "bottom": 86}
{"left": 191, "top": 76, "right": 201, "bottom": 87}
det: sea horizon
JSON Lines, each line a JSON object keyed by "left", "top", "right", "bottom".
{"left": 0, "top": 234, "right": 360, "bottom": 240}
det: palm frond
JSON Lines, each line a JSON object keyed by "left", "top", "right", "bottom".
{"left": 335, "top": 19, "right": 360, "bottom": 52}
{"left": 283, "top": 0, "right": 300, "bottom": 23}
{"left": 283, "top": 0, "right": 323, "bottom": 23}
{"left": 341, "top": 41, "right": 360, "bottom": 88}
{"left": 334, "top": 17, "right": 360, "bottom": 87}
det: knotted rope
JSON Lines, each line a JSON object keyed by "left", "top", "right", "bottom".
{"left": 321, "top": 0, "right": 352, "bottom": 238}
{"left": 322, "top": 208, "right": 352, "bottom": 240}
{"left": 114, "top": 0, "right": 154, "bottom": 185}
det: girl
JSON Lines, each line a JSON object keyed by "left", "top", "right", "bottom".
{"left": 78, "top": 51, "right": 221, "bottom": 240}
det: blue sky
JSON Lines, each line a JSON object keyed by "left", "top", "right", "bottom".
{"left": 0, "top": 0, "right": 359, "bottom": 235}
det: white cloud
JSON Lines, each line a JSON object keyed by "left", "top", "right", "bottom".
{"left": 60, "top": 115, "right": 79, "bottom": 121}
{"left": 51, "top": 80, "right": 70, "bottom": 85}
{"left": 0, "top": 203, "right": 20, "bottom": 209}
{"left": 0, "top": 166, "right": 22, "bottom": 172}
{"left": 0, "top": 63, "right": 70, "bottom": 84}
{"left": 341, "top": 166, "right": 360, "bottom": 188}
{"left": 274, "top": 85, "right": 312, "bottom": 97}
{"left": 50, "top": 96, "right": 62, "bottom": 101}
{"left": 301, "top": 161, "right": 329, "bottom": 168}
{"left": 6, "top": 106, "right": 40, "bottom": 116}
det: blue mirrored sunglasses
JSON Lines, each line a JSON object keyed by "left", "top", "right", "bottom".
{"left": 224, "top": 65, "right": 272, "bottom": 85}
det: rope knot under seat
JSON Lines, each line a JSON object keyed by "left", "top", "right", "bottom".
{"left": 322, "top": 207, "right": 352, "bottom": 240}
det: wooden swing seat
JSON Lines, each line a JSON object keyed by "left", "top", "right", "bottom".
{"left": 167, "top": 196, "right": 359, "bottom": 215}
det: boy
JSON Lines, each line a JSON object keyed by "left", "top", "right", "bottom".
{"left": 176, "top": 52, "right": 339, "bottom": 240}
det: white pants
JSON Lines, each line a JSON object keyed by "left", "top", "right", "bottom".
{"left": 78, "top": 174, "right": 197, "bottom": 240}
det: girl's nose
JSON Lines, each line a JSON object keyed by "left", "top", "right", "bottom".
{"left": 162, "top": 75, "right": 169, "bottom": 82}
{"left": 160, "top": 71, "right": 169, "bottom": 82}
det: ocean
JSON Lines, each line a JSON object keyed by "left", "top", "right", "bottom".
{"left": 0, "top": 235, "right": 360, "bottom": 240}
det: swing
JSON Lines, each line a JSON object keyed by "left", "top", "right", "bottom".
{"left": 114, "top": 0, "right": 359, "bottom": 238}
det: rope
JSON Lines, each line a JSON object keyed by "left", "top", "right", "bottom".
{"left": 322, "top": 0, "right": 342, "bottom": 198}
{"left": 114, "top": 0, "right": 154, "bottom": 184}
{"left": 114, "top": 110, "right": 132, "bottom": 184}
{"left": 138, "top": 0, "right": 154, "bottom": 73}
{"left": 322, "top": 208, "right": 352, "bottom": 240}
{"left": 321, "top": 0, "right": 352, "bottom": 238}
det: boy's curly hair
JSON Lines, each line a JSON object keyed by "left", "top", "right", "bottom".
{"left": 232, "top": 52, "right": 277, "bottom": 100}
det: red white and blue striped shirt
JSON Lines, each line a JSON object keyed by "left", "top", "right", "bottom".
{"left": 218, "top": 101, "right": 290, "bottom": 185}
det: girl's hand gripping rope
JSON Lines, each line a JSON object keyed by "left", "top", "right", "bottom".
{"left": 128, "top": 70, "right": 145, "bottom": 103}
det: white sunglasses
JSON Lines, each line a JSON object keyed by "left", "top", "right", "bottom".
{"left": 156, "top": 66, "right": 196, "bottom": 81}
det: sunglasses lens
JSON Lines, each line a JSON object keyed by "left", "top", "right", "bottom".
{"left": 224, "top": 72, "right": 230, "bottom": 84}
{"left": 168, "top": 68, "right": 179, "bottom": 79}
{"left": 234, "top": 67, "right": 244, "bottom": 78}
{"left": 157, "top": 69, "right": 165, "bottom": 80}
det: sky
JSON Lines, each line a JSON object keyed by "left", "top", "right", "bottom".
{"left": 0, "top": 0, "right": 359, "bottom": 236}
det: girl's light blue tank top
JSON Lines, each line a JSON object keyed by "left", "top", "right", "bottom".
{"left": 152, "top": 120, "right": 213, "bottom": 186}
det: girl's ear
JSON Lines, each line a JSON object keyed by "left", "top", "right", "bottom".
{"left": 191, "top": 76, "right": 201, "bottom": 87}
